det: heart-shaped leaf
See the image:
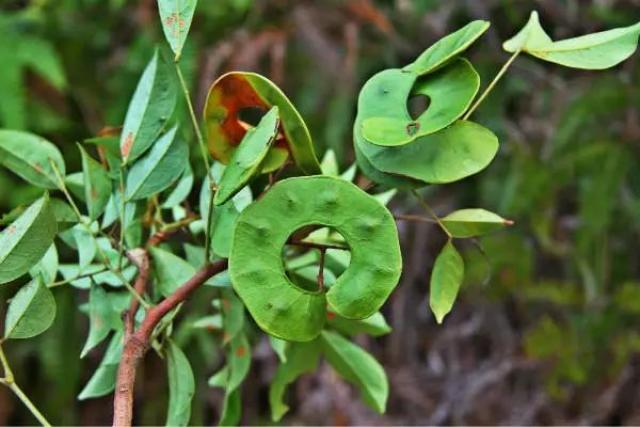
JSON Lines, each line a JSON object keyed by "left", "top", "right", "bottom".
{"left": 157, "top": 0, "right": 197, "bottom": 61}
{"left": 321, "top": 330, "right": 388, "bottom": 413}
{"left": 204, "top": 72, "right": 320, "bottom": 174}
{"left": 430, "top": 240, "right": 464, "bottom": 324}
{"left": 79, "top": 145, "right": 112, "bottom": 220}
{"left": 504, "top": 11, "right": 640, "bottom": 69}
{"left": 120, "top": 49, "right": 177, "bottom": 163}
{"left": 0, "top": 194, "right": 57, "bottom": 284}
{"left": 125, "top": 126, "right": 188, "bottom": 200}
{"left": 214, "top": 106, "right": 279, "bottom": 205}
{"left": 404, "top": 20, "right": 490, "bottom": 74}
{"left": 4, "top": 278, "right": 56, "bottom": 339}
{"left": 165, "top": 340, "right": 195, "bottom": 427}
{"left": 0, "top": 130, "right": 65, "bottom": 189}
{"left": 441, "top": 208, "right": 512, "bottom": 238}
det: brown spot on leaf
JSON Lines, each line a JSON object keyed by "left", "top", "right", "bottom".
{"left": 33, "top": 163, "right": 43, "bottom": 173}
{"left": 326, "top": 311, "right": 336, "bottom": 320}
{"left": 121, "top": 132, "right": 134, "bottom": 158}
{"left": 235, "top": 346, "right": 247, "bottom": 357}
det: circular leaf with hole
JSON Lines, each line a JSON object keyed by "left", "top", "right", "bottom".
{"left": 229, "top": 176, "right": 402, "bottom": 342}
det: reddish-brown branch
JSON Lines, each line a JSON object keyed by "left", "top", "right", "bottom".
{"left": 112, "top": 259, "right": 228, "bottom": 427}
{"left": 123, "top": 250, "right": 149, "bottom": 337}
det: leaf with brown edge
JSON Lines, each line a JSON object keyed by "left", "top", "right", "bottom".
{"left": 203, "top": 71, "right": 321, "bottom": 175}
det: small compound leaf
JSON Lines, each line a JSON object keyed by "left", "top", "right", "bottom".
{"left": 165, "top": 340, "right": 195, "bottom": 427}
{"left": 320, "top": 330, "right": 388, "bottom": 413}
{"left": 79, "top": 145, "right": 112, "bottom": 220}
{"left": 0, "top": 194, "right": 57, "bottom": 284}
{"left": 269, "top": 340, "right": 321, "bottom": 421}
{"left": 0, "top": 130, "right": 65, "bottom": 189}
{"left": 29, "top": 243, "right": 58, "bottom": 285}
{"left": 4, "top": 278, "right": 56, "bottom": 339}
{"left": 162, "top": 162, "right": 194, "bottom": 208}
{"left": 441, "top": 208, "right": 512, "bottom": 238}
{"left": 81, "top": 285, "right": 121, "bottom": 358}
{"left": 214, "top": 106, "right": 279, "bottom": 205}
{"left": 158, "top": 0, "right": 198, "bottom": 60}
{"left": 78, "top": 331, "right": 123, "bottom": 400}
{"left": 429, "top": 240, "right": 464, "bottom": 324}
{"left": 327, "top": 311, "right": 391, "bottom": 337}
{"left": 404, "top": 20, "right": 490, "bottom": 74}
{"left": 504, "top": 11, "right": 640, "bottom": 69}
{"left": 125, "top": 126, "right": 188, "bottom": 200}
{"left": 120, "top": 49, "right": 177, "bottom": 163}
{"left": 149, "top": 247, "right": 195, "bottom": 297}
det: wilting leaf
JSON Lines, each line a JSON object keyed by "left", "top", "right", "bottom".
{"left": 229, "top": 176, "right": 402, "bottom": 341}
{"left": 430, "top": 240, "right": 464, "bottom": 324}
{"left": 158, "top": 0, "right": 198, "bottom": 60}
{"left": 441, "top": 208, "right": 511, "bottom": 238}
{"left": 120, "top": 50, "right": 177, "bottom": 163}
{"left": 165, "top": 340, "right": 195, "bottom": 426}
{"left": 149, "top": 247, "right": 195, "bottom": 297}
{"left": 404, "top": 20, "right": 490, "bottom": 74}
{"left": 79, "top": 145, "right": 112, "bottom": 220}
{"left": 0, "top": 194, "right": 57, "bottom": 284}
{"left": 269, "top": 340, "right": 321, "bottom": 421}
{"left": 214, "top": 106, "right": 279, "bottom": 205}
{"left": 0, "top": 130, "right": 65, "bottom": 189}
{"left": 504, "top": 11, "right": 640, "bottom": 69}
{"left": 320, "top": 330, "right": 388, "bottom": 413}
{"left": 125, "top": 126, "right": 188, "bottom": 200}
{"left": 4, "top": 278, "right": 56, "bottom": 339}
{"left": 78, "top": 331, "right": 123, "bottom": 400}
{"left": 204, "top": 71, "right": 320, "bottom": 174}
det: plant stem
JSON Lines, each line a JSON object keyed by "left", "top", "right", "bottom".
{"left": 175, "top": 62, "right": 211, "bottom": 180}
{"left": 287, "top": 239, "right": 350, "bottom": 251}
{"left": 394, "top": 213, "right": 437, "bottom": 223}
{"left": 0, "top": 345, "right": 52, "bottom": 427}
{"left": 411, "top": 190, "right": 451, "bottom": 238}
{"left": 462, "top": 50, "right": 520, "bottom": 120}
{"left": 49, "top": 160, "right": 150, "bottom": 309}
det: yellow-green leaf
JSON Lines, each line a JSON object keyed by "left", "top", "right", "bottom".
{"left": 430, "top": 240, "right": 464, "bottom": 324}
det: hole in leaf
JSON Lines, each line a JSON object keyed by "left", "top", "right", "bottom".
{"left": 407, "top": 94, "right": 430, "bottom": 120}
{"left": 282, "top": 225, "right": 351, "bottom": 293}
{"left": 238, "top": 106, "right": 266, "bottom": 128}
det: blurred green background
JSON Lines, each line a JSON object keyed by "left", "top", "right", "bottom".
{"left": 1, "top": 0, "right": 640, "bottom": 424}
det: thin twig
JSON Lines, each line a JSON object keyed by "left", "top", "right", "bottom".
{"left": 411, "top": 190, "right": 451, "bottom": 238}
{"left": 394, "top": 213, "right": 437, "bottom": 223}
{"left": 287, "top": 239, "right": 350, "bottom": 251}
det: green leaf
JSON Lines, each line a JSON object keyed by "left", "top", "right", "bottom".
{"left": 362, "top": 58, "right": 479, "bottom": 147}
{"left": 120, "top": 49, "right": 177, "bottom": 163}
{"left": 78, "top": 331, "right": 123, "bottom": 400}
{"left": 162, "top": 162, "right": 194, "bottom": 208}
{"left": 269, "top": 336, "right": 288, "bottom": 363}
{"left": 220, "top": 289, "right": 244, "bottom": 344}
{"left": 65, "top": 172, "right": 86, "bottom": 202}
{"left": 165, "top": 340, "right": 195, "bottom": 427}
{"left": 29, "top": 243, "right": 58, "bottom": 285}
{"left": 359, "top": 120, "right": 499, "bottom": 184}
{"left": 429, "top": 240, "right": 464, "bottom": 324}
{"left": 4, "top": 278, "right": 56, "bottom": 339}
{"left": 441, "top": 208, "right": 512, "bottom": 238}
{"left": 158, "top": 0, "right": 198, "bottom": 60}
{"left": 0, "top": 130, "right": 65, "bottom": 189}
{"left": 327, "top": 311, "right": 391, "bottom": 337}
{"left": 214, "top": 106, "right": 279, "bottom": 205}
{"left": 504, "top": 11, "right": 640, "bottom": 69}
{"left": 219, "top": 389, "right": 241, "bottom": 426}
{"left": 0, "top": 194, "right": 57, "bottom": 284}
{"left": 269, "top": 340, "right": 321, "bottom": 421}
{"left": 73, "top": 224, "right": 97, "bottom": 271}
{"left": 320, "top": 330, "right": 388, "bottom": 413}
{"left": 81, "top": 285, "right": 121, "bottom": 358}
{"left": 404, "top": 20, "right": 490, "bottom": 74}
{"left": 229, "top": 176, "right": 402, "bottom": 341}
{"left": 149, "top": 247, "right": 195, "bottom": 297}
{"left": 79, "top": 145, "right": 112, "bottom": 220}
{"left": 125, "top": 126, "right": 188, "bottom": 200}
{"left": 50, "top": 198, "right": 77, "bottom": 231}
{"left": 320, "top": 149, "right": 339, "bottom": 176}
{"left": 210, "top": 201, "right": 241, "bottom": 258}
